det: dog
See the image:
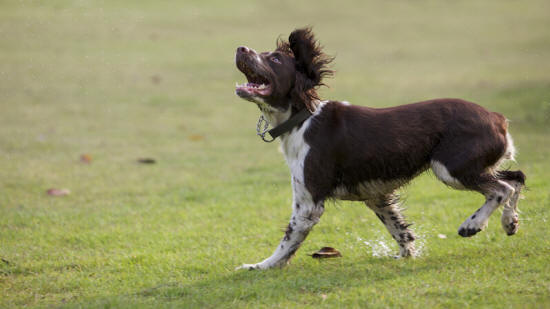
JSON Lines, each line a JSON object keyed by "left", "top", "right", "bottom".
{"left": 234, "top": 28, "right": 526, "bottom": 270}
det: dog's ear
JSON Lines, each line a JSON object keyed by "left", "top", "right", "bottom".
{"left": 288, "top": 27, "right": 333, "bottom": 112}
{"left": 289, "top": 28, "right": 333, "bottom": 87}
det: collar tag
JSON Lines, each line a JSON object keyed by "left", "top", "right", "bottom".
{"left": 256, "top": 115, "right": 275, "bottom": 143}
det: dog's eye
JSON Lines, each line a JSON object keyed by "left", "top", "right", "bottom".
{"left": 270, "top": 56, "right": 281, "bottom": 64}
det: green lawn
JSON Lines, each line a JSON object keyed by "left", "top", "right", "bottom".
{"left": 1, "top": 0, "right": 549, "bottom": 307}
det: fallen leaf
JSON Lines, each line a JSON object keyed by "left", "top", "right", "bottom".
{"left": 321, "top": 294, "right": 327, "bottom": 301}
{"left": 137, "top": 158, "right": 156, "bottom": 164}
{"left": 151, "top": 74, "right": 162, "bottom": 84}
{"left": 47, "top": 188, "right": 70, "bottom": 196}
{"left": 311, "top": 247, "right": 342, "bottom": 259}
{"left": 188, "top": 134, "right": 204, "bottom": 141}
{"left": 80, "top": 154, "right": 92, "bottom": 163}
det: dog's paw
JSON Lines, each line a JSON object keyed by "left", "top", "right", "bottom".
{"left": 235, "top": 263, "right": 264, "bottom": 271}
{"left": 398, "top": 244, "right": 416, "bottom": 258}
{"left": 458, "top": 216, "right": 487, "bottom": 237}
{"left": 501, "top": 211, "right": 519, "bottom": 236}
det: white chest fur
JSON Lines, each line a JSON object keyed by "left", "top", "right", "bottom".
{"left": 280, "top": 119, "right": 310, "bottom": 186}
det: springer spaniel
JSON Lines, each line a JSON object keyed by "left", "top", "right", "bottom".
{"left": 234, "top": 28, "right": 526, "bottom": 270}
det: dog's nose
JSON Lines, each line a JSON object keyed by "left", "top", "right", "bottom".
{"left": 237, "top": 46, "right": 250, "bottom": 54}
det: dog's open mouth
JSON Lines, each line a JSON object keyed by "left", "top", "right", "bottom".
{"left": 236, "top": 61, "right": 272, "bottom": 97}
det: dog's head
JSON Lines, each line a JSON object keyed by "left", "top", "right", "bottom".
{"left": 235, "top": 28, "right": 333, "bottom": 113}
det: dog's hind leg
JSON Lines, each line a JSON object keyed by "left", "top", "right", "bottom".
{"left": 497, "top": 170, "right": 526, "bottom": 235}
{"left": 236, "top": 185, "right": 324, "bottom": 270}
{"left": 431, "top": 160, "right": 520, "bottom": 237}
{"left": 365, "top": 193, "right": 416, "bottom": 258}
{"left": 455, "top": 174, "right": 515, "bottom": 237}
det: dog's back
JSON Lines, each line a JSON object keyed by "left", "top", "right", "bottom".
{"left": 303, "top": 99, "right": 513, "bottom": 201}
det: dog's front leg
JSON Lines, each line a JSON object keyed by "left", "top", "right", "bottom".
{"left": 237, "top": 188, "right": 324, "bottom": 270}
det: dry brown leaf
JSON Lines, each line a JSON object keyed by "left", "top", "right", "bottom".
{"left": 188, "top": 134, "right": 204, "bottom": 141}
{"left": 151, "top": 74, "right": 162, "bottom": 84}
{"left": 137, "top": 158, "right": 156, "bottom": 164}
{"left": 47, "top": 188, "right": 70, "bottom": 196}
{"left": 80, "top": 154, "right": 92, "bottom": 163}
{"left": 311, "top": 247, "right": 342, "bottom": 259}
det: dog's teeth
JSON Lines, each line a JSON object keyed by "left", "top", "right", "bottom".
{"left": 259, "top": 84, "right": 266, "bottom": 89}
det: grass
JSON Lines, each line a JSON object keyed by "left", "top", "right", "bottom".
{"left": 1, "top": 0, "right": 550, "bottom": 307}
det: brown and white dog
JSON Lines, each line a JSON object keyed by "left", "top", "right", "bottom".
{"left": 234, "top": 28, "right": 526, "bottom": 270}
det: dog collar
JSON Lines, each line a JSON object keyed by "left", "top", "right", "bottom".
{"left": 256, "top": 108, "right": 312, "bottom": 143}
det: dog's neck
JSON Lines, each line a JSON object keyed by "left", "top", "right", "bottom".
{"left": 257, "top": 102, "right": 292, "bottom": 128}
{"left": 256, "top": 100, "right": 320, "bottom": 144}
{"left": 257, "top": 99, "right": 319, "bottom": 127}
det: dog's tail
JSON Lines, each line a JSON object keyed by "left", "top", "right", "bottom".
{"left": 497, "top": 170, "right": 526, "bottom": 185}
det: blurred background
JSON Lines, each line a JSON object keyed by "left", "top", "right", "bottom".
{"left": 1, "top": 0, "right": 549, "bottom": 307}
{"left": 2, "top": 1, "right": 548, "bottom": 195}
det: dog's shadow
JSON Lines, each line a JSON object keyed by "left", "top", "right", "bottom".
{"left": 131, "top": 254, "right": 453, "bottom": 306}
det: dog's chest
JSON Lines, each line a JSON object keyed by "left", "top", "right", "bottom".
{"left": 281, "top": 126, "right": 310, "bottom": 184}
